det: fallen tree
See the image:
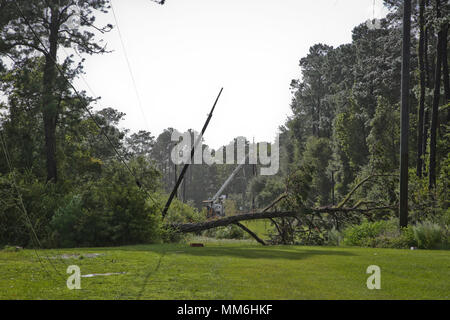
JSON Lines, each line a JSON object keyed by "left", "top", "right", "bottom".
{"left": 170, "top": 205, "right": 396, "bottom": 234}
{"left": 167, "top": 173, "right": 398, "bottom": 245}
{"left": 234, "top": 222, "right": 267, "bottom": 246}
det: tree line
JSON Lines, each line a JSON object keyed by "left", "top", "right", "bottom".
{"left": 0, "top": 0, "right": 448, "bottom": 247}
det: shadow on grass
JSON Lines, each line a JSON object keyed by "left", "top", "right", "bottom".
{"left": 178, "top": 247, "right": 354, "bottom": 260}
{"left": 114, "top": 244, "right": 355, "bottom": 261}
{"left": 135, "top": 251, "right": 165, "bottom": 300}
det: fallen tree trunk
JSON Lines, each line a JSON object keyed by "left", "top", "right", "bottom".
{"left": 169, "top": 174, "right": 397, "bottom": 241}
{"left": 171, "top": 211, "right": 299, "bottom": 233}
{"left": 234, "top": 222, "right": 267, "bottom": 246}
{"left": 170, "top": 205, "right": 396, "bottom": 234}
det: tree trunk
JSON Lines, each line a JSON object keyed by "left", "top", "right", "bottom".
{"left": 422, "top": 5, "right": 431, "bottom": 175}
{"left": 441, "top": 23, "right": 449, "bottom": 123}
{"left": 429, "top": 0, "right": 443, "bottom": 190}
{"left": 417, "top": 0, "right": 426, "bottom": 177}
{"left": 315, "top": 96, "right": 321, "bottom": 137}
{"left": 399, "top": 0, "right": 411, "bottom": 228}
{"left": 42, "top": 7, "right": 59, "bottom": 183}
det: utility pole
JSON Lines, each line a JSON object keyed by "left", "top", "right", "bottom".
{"left": 400, "top": 0, "right": 411, "bottom": 228}
{"left": 162, "top": 88, "right": 223, "bottom": 218}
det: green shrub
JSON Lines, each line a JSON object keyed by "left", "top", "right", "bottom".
{"left": 50, "top": 195, "right": 83, "bottom": 248}
{"left": 412, "top": 222, "right": 444, "bottom": 249}
{"left": 368, "top": 227, "right": 416, "bottom": 249}
{"left": 149, "top": 194, "right": 205, "bottom": 243}
{"left": 163, "top": 197, "right": 205, "bottom": 224}
{"left": 0, "top": 171, "right": 63, "bottom": 247}
{"left": 440, "top": 208, "right": 450, "bottom": 226}
{"left": 399, "top": 226, "right": 417, "bottom": 248}
{"left": 209, "top": 225, "right": 246, "bottom": 240}
{"left": 0, "top": 159, "right": 206, "bottom": 248}
{"left": 342, "top": 220, "right": 387, "bottom": 246}
{"left": 342, "top": 219, "right": 417, "bottom": 249}
{"left": 79, "top": 176, "right": 162, "bottom": 246}
{"left": 48, "top": 161, "right": 164, "bottom": 247}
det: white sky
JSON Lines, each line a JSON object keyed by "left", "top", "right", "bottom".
{"left": 72, "top": 0, "right": 389, "bottom": 149}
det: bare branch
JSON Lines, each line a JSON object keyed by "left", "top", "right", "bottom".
{"left": 336, "top": 173, "right": 397, "bottom": 209}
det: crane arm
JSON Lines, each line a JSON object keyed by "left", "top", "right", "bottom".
{"left": 211, "top": 154, "right": 249, "bottom": 202}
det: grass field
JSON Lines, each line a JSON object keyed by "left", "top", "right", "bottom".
{"left": 242, "top": 220, "right": 274, "bottom": 240}
{"left": 1, "top": 240, "right": 449, "bottom": 300}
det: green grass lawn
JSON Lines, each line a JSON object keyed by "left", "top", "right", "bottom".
{"left": 242, "top": 220, "right": 274, "bottom": 240}
{"left": 1, "top": 240, "right": 449, "bottom": 300}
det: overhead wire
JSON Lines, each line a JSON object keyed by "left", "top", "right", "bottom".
{"left": 0, "top": 131, "right": 67, "bottom": 282}
{"left": 110, "top": 0, "right": 151, "bottom": 131}
{"left": 11, "top": 0, "right": 157, "bottom": 204}
{"left": 5, "top": 0, "right": 166, "bottom": 297}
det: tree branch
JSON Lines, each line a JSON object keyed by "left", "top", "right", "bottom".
{"left": 336, "top": 173, "right": 397, "bottom": 209}
{"left": 235, "top": 222, "right": 266, "bottom": 245}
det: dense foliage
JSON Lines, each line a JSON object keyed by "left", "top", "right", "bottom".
{"left": 0, "top": 1, "right": 448, "bottom": 248}
{"left": 267, "top": 1, "right": 450, "bottom": 245}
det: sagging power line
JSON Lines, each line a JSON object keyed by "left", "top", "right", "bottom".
{"left": 11, "top": 0, "right": 157, "bottom": 204}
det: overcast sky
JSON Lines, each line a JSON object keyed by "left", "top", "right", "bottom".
{"left": 72, "top": 0, "right": 389, "bottom": 149}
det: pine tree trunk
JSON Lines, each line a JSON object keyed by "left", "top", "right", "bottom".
{"left": 429, "top": 0, "right": 443, "bottom": 190}
{"left": 417, "top": 0, "right": 426, "bottom": 177}
{"left": 42, "top": 8, "right": 59, "bottom": 183}
{"left": 399, "top": 0, "right": 411, "bottom": 228}
{"left": 441, "top": 24, "right": 449, "bottom": 123}
{"left": 422, "top": 0, "right": 431, "bottom": 175}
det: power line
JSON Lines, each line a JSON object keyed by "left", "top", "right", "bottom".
{"left": 0, "top": 131, "right": 67, "bottom": 282}
{"left": 11, "top": 0, "right": 157, "bottom": 204}
{"left": 110, "top": 0, "right": 151, "bottom": 131}
{"left": 4, "top": 1, "right": 165, "bottom": 297}
{"left": 373, "top": 0, "right": 376, "bottom": 20}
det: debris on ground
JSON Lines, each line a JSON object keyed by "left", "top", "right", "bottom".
{"left": 81, "top": 272, "right": 126, "bottom": 278}
{"left": 1, "top": 245, "right": 23, "bottom": 252}
{"left": 52, "top": 253, "right": 104, "bottom": 260}
{"left": 190, "top": 243, "right": 204, "bottom": 247}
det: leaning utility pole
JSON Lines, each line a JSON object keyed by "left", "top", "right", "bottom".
{"left": 400, "top": 0, "right": 411, "bottom": 228}
{"left": 162, "top": 88, "right": 224, "bottom": 218}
